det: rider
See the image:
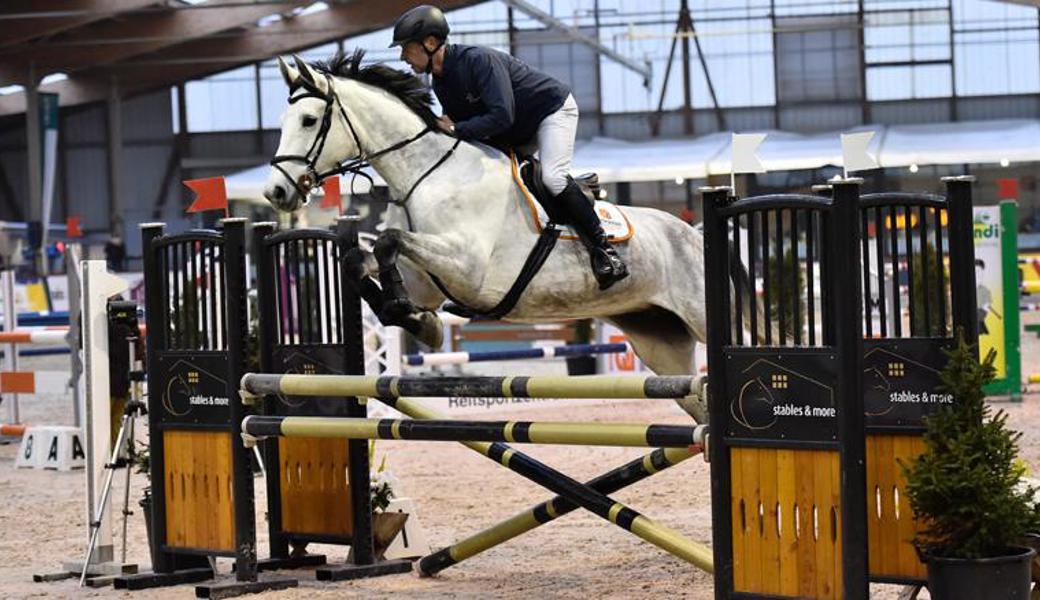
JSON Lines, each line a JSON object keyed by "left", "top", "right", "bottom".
{"left": 390, "top": 4, "right": 629, "bottom": 290}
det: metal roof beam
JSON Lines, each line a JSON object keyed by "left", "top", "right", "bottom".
{"left": 0, "top": 0, "right": 157, "bottom": 49}
{"left": 497, "top": 0, "right": 651, "bottom": 85}
{"left": 0, "top": 0, "right": 309, "bottom": 83}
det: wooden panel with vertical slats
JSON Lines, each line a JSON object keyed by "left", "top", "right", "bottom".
{"left": 866, "top": 434, "right": 927, "bottom": 581}
{"left": 279, "top": 437, "right": 354, "bottom": 537}
{"left": 732, "top": 447, "right": 842, "bottom": 600}
{"left": 162, "top": 429, "right": 235, "bottom": 552}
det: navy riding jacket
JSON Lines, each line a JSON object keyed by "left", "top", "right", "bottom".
{"left": 432, "top": 44, "right": 571, "bottom": 147}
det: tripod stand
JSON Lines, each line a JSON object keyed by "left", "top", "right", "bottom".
{"left": 78, "top": 342, "right": 146, "bottom": 587}
{"left": 78, "top": 396, "right": 145, "bottom": 586}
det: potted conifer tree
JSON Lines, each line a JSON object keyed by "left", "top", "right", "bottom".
{"left": 901, "top": 333, "right": 1040, "bottom": 599}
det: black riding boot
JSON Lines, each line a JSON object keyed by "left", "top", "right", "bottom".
{"left": 553, "top": 179, "right": 629, "bottom": 290}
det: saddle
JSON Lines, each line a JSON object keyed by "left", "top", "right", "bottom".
{"left": 438, "top": 155, "right": 628, "bottom": 321}
{"left": 518, "top": 156, "right": 600, "bottom": 225}
{"left": 514, "top": 155, "right": 633, "bottom": 243}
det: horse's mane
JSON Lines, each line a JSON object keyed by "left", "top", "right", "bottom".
{"left": 311, "top": 49, "right": 439, "bottom": 131}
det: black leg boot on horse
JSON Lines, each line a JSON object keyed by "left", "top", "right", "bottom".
{"left": 357, "top": 233, "right": 443, "bottom": 348}
{"left": 553, "top": 178, "right": 629, "bottom": 290}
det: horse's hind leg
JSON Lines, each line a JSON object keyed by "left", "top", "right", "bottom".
{"left": 607, "top": 308, "right": 707, "bottom": 423}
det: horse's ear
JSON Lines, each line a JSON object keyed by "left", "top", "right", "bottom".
{"left": 292, "top": 54, "right": 328, "bottom": 94}
{"left": 277, "top": 56, "right": 299, "bottom": 88}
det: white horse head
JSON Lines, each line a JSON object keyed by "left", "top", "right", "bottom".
{"left": 264, "top": 55, "right": 361, "bottom": 212}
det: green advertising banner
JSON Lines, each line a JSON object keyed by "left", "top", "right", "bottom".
{"left": 975, "top": 202, "right": 1021, "bottom": 399}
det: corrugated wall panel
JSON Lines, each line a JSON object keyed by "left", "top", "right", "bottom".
{"left": 64, "top": 147, "right": 109, "bottom": 231}
{"left": 779, "top": 104, "right": 862, "bottom": 132}
{"left": 123, "top": 89, "right": 175, "bottom": 142}
{"left": 871, "top": 99, "right": 952, "bottom": 124}
{"left": 64, "top": 105, "right": 106, "bottom": 146}
{"left": 189, "top": 131, "right": 261, "bottom": 158}
{"left": 956, "top": 95, "right": 1040, "bottom": 120}
{"left": 0, "top": 149, "right": 27, "bottom": 220}
{"left": 514, "top": 27, "right": 601, "bottom": 115}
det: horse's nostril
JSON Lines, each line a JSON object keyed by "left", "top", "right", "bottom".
{"left": 273, "top": 185, "right": 286, "bottom": 200}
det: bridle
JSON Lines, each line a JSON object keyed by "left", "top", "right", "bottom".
{"left": 269, "top": 72, "right": 460, "bottom": 211}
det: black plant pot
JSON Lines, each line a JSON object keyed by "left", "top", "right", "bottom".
{"left": 926, "top": 546, "right": 1036, "bottom": 600}
{"left": 566, "top": 355, "right": 597, "bottom": 376}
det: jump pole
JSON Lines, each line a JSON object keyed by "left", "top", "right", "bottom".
{"left": 241, "top": 373, "right": 698, "bottom": 400}
{"left": 240, "top": 388, "right": 713, "bottom": 573}
{"left": 242, "top": 415, "right": 704, "bottom": 449}
{"left": 417, "top": 443, "right": 702, "bottom": 577}
{"left": 402, "top": 342, "right": 630, "bottom": 367}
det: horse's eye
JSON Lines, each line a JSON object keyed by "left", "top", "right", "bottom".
{"left": 302, "top": 115, "right": 318, "bottom": 127}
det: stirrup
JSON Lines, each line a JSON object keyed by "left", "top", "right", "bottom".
{"left": 591, "top": 254, "right": 629, "bottom": 291}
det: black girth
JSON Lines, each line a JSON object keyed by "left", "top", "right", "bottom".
{"left": 431, "top": 222, "right": 561, "bottom": 321}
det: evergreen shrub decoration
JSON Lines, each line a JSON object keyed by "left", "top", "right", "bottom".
{"left": 901, "top": 332, "right": 1040, "bottom": 559}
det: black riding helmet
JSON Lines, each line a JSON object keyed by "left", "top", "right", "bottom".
{"left": 389, "top": 5, "right": 450, "bottom": 48}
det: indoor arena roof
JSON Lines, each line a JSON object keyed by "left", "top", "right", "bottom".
{"left": 0, "top": 1, "right": 481, "bottom": 117}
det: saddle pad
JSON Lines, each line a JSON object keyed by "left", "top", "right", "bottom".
{"left": 510, "top": 156, "right": 634, "bottom": 243}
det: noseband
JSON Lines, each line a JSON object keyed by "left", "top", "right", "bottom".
{"left": 269, "top": 72, "right": 458, "bottom": 208}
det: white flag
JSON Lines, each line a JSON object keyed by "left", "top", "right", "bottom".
{"left": 731, "top": 133, "right": 767, "bottom": 174}
{"left": 841, "top": 131, "right": 878, "bottom": 174}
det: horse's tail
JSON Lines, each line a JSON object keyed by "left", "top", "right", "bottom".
{"left": 727, "top": 237, "right": 781, "bottom": 346}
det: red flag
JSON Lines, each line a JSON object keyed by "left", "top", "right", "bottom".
{"left": 320, "top": 177, "right": 342, "bottom": 213}
{"left": 996, "top": 178, "right": 1019, "bottom": 200}
{"left": 184, "top": 177, "right": 228, "bottom": 215}
{"left": 66, "top": 216, "right": 82, "bottom": 238}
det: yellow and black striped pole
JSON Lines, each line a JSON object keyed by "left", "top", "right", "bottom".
{"left": 383, "top": 397, "right": 712, "bottom": 573}
{"left": 279, "top": 394, "right": 712, "bottom": 573}
{"left": 241, "top": 373, "right": 697, "bottom": 400}
{"left": 417, "top": 444, "right": 702, "bottom": 577}
{"left": 242, "top": 415, "right": 705, "bottom": 449}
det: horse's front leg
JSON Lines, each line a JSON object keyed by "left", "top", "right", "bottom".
{"left": 372, "top": 229, "right": 474, "bottom": 347}
{"left": 340, "top": 244, "right": 439, "bottom": 346}
{"left": 374, "top": 229, "right": 481, "bottom": 304}
{"left": 342, "top": 245, "right": 386, "bottom": 315}
{"left": 373, "top": 230, "right": 420, "bottom": 319}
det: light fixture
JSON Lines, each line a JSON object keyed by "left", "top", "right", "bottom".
{"left": 1000, "top": 158, "right": 1010, "bottom": 168}
{"left": 674, "top": 176, "right": 685, "bottom": 185}
{"left": 40, "top": 72, "right": 67, "bottom": 85}
{"left": 597, "top": 189, "right": 608, "bottom": 200}
{"left": 908, "top": 164, "right": 919, "bottom": 174}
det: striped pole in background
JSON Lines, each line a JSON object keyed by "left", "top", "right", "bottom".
{"left": 0, "top": 329, "right": 69, "bottom": 345}
{"left": 0, "top": 423, "right": 26, "bottom": 436}
{"left": 402, "top": 342, "right": 630, "bottom": 367}
{"left": 0, "top": 371, "right": 69, "bottom": 394}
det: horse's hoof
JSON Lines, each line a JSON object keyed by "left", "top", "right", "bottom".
{"left": 412, "top": 311, "right": 444, "bottom": 348}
